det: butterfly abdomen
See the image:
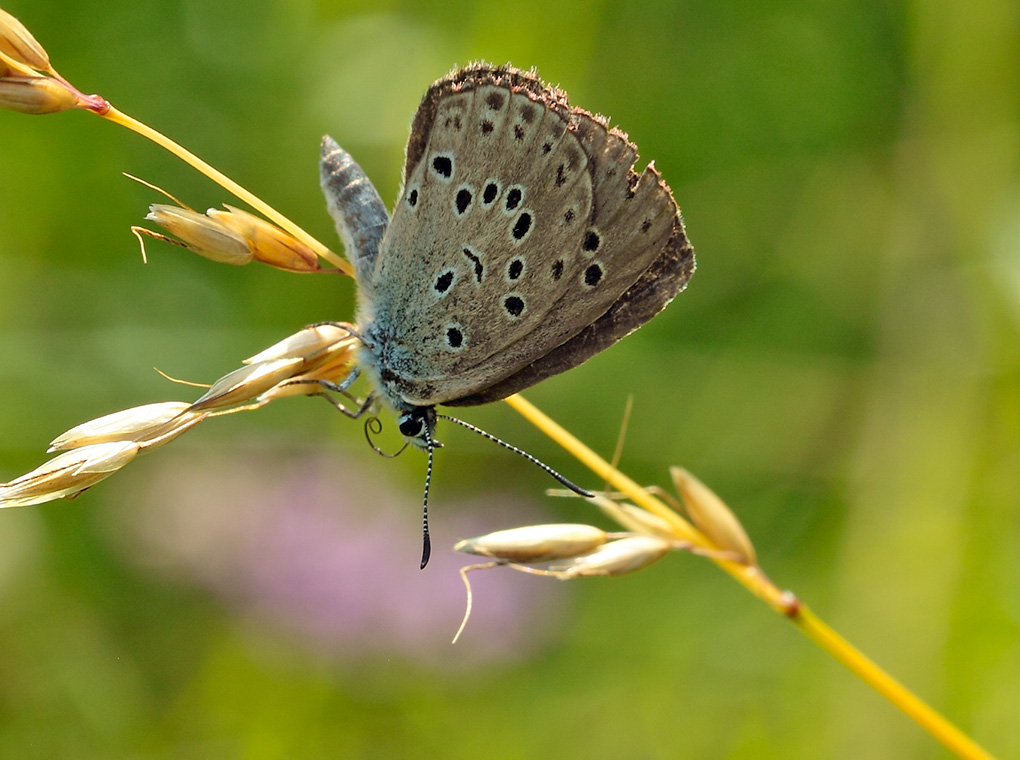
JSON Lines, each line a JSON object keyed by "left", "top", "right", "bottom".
{"left": 320, "top": 136, "right": 390, "bottom": 289}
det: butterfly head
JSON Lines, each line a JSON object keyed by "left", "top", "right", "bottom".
{"left": 396, "top": 405, "right": 441, "bottom": 451}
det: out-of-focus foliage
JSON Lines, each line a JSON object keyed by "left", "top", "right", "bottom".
{"left": 0, "top": 0, "right": 1017, "bottom": 757}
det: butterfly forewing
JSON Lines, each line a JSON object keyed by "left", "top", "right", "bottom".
{"left": 362, "top": 64, "right": 694, "bottom": 408}
{"left": 368, "top": 71, "right": 592, "bottom": 401}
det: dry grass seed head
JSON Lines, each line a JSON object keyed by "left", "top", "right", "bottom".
{"left": 48, "top": 402, "right": 194, "bottom": 451}
{"left": 0, "top": 442, "right": 139, "bottom": 508}
{"left": 189, "top": 358, "right": 305, "bottom": 411}
{"left": 0, "top": 8, "right": 50, "bottom": 71}
{"left": 144, "top": 204, "right": 254, "bottom": 265}
{"left": 0, "top": 76, "right": 75, "bottom": 114}
{"left": 211, "top": 206, "right": 321, "bottom": 272}
{"left": 545, "top": 536, "right": 672, "bottom": 578}
{"left": 454, "top": 524, "right": 608, "bottom": 563}
{"left": 671, "top": 467, "right": 756, "bottom": 566}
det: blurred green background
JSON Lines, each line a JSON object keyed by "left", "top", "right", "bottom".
{"left": 1, "top": 0, "right": 1018, "bottom": 757}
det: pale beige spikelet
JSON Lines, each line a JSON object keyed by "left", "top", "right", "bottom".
{"left": 546, "top": 536, "right": 672, "bottom": 577}
{"left": 244, "top": 323, "right": 357, "bottom": 365}
{"left": 210, "top": 206, "right": 320, "bottom": 272}
{"left": 189, "top": 358, "right": 305, "bottom": 411}
{"left": 589, "top": 493, "right": 678, "bottom": 539}
{"left": 671, "top": 467, "right": 757, "bottom": 566}
{"left": 245, "top": 324, "right": 360, "bottom": 403}
{"left": 0, "top": 76, "right": 75, "bottom": 114}
{"left": 454, "top": 524, "right": 608, "bottom": 562}
{"left": 142, "top": 204, "right": 324, "bottom": 272}
{"left": 0, "top": 442, "right": 139, "bottom": 508}
{"left": 0, "top": 8, "right": 50, "bottom": 71}
{"left": 144, "top": 204, "right": 254, "bottom": 265}
{"left": 48, "top": 402, "right": 205, "bottom": 452}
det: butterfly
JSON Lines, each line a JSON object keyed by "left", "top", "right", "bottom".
{"left": 318, "top": 64, "right": 695, "bottom": 566}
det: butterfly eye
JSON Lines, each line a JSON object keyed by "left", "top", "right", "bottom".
{"left": 398, "top": 414, "right": 423, "bottom": 438}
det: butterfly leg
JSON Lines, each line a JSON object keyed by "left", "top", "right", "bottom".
{"left": 306, "top": 379, "right": 374, "bottom": 419}
{"left": 312, "top": 387, "right": 375, "bottom": 419}
{"left": 282, "top": 364, "right": 375, "bottom": 419}
{"left": 302, "top": 320, "right": 364, "bottom": 341}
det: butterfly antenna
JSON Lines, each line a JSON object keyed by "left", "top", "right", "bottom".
{"left": 437, "top": 414, "right": 594, "bottom": 498}
{"left": 419, "top": 425, "right": 435, "bottom": 569}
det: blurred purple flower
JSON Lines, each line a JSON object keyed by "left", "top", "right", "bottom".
{"left": 110, "top": 445, "right": 568, "bottom": 664}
